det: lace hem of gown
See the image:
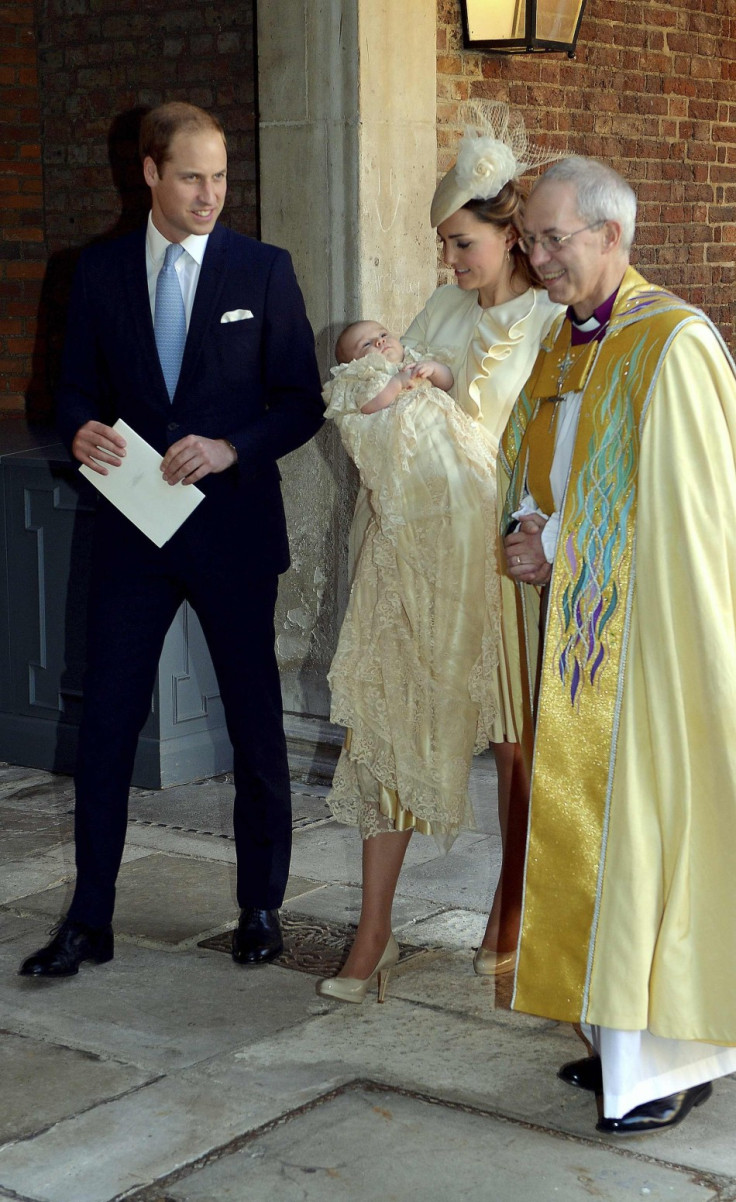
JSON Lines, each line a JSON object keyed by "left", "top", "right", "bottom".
{"left": 328, "top": 733, "right": 475, "bottom": 847}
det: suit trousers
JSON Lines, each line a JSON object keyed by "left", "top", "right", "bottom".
{"left": 67, "top": 503, "right": 292, "bottom": 928}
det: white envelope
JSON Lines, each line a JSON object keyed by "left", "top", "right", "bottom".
{"left": 220, "top": 309, "right": 253, "bottom": 323}
{"left": 80, "top": 419, "right": 205, "bottom": 547}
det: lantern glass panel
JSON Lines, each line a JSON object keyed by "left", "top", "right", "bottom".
{"left": 465, "top": 0, "right": 525, "bottom": 42}
{"left": 536, "top": 0, "right": 584, "bottom": 42}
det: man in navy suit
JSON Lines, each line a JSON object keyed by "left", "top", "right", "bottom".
{"left": 20, "top": 102, "right": 324, "bottom": 977}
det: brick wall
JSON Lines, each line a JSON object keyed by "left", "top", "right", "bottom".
{"left": 20, "top": 0, "right": 258, "bottom": 420}
{"left": 0, "top": 4, "right": 44, "bottom": 413}
{"left": 3, "top": 3, "right": 734, "bottom": 414}
{"left": 437, "top": 0, "right": 736, "bottom": 349}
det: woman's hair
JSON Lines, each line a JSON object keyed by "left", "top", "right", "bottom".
{"left": 462, "top": 178, "right": 535, "bottom": 288}
{"left": 536, "top": 157, "right": 637, "bottom": 252}
{"left": 139, "top": 102, "right": 226, "bottom": 171}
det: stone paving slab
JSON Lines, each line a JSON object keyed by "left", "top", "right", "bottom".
{"left": 282, "top": 881, "right": 442, "bottom": 933}
{"left": 291, "top": 789, "right": 333, "bottom": 828}
{"left": 0, "top": 845, "right": 77, "bottom": 909}
{"left": 1, "top": 921, "right": 317, "bottom": 1073}
{"left": 3, "top": 763, "right": 736, "bottom": 1202}
{"left": 283, "top": 874, "right": 325, "bottom": 903}
{"left": 132, "top": 1084, "right": 722, "bottom": 1202}
{"left": 0, "top": 765, "right": 54, "bottom": 788}
{"left": 0, "top": 911, "right": 29, "bottom": 945}
{"left": 21, "top": 854, "right": 239, "bottom": 945}
{"left": 10, "top": 860, "right": 319, "bottom": 950}
{"left": 402, "top": 905, "right": 488, "bottom": 950}
{"left": 127, "top": 781, "right": 333, "bottom": 837}
{"left": 0, "top": 769, "right": 75, "bottom": 812}
{"left": 3, "top": 995, "right": 733, "bottom": 1202}
{"left": 0, "top": 1000, "right": 557, "bottom": 1202}
{"left": 289, "top": 818, "right": 499, "bottom": 912}
{"left": 396, "top": 831, "right": 501, "bottom": 912}
{"left": 388, "top": 945, "right": 518, "bottom": 1020}
{"left": 0, "top": 1030, "right": 153, "bottom": 1145}
{"left": 0, "top": 805, "right": 72, "bottom": 863}
{"left": 129, "top": 781, "right": 237, "bottom": 836}
{"left": 123, "top": 757, "right": 495, "bottom": 839}
{"left": 0, "top": 1049, "right": 327, "bottom": 1202}
{"left": 231, "top": 997, "right": 736, "bottom": 1178}
{"left": 125, "top": 821, "right": 238, "bottom": 862}
{"left": 4, "top": 845, "right": 149, "bottom": 914}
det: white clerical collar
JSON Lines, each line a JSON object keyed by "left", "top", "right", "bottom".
{"left": 571, "top": 313, "right": 600, "bottom": 332}
{"left": 146, "top": 212, "right": 209, "bottom": 265}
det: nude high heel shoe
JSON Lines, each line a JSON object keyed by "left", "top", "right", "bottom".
{"left": 473, "top": 946, "right": 517, "bottom": 977}
{"left": 316, "top": 934, "right": 399, "bottom": 1004}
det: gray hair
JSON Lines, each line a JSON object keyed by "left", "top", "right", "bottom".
{"left": 534, "top": 156, "right": 637, "bottom": 252}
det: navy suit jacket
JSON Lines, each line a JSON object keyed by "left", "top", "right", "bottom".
{"left": 56, "top": 222, "right": 324, "bottom": 573}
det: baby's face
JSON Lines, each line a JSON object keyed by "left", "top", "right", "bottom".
{"left": 345, "top": 321, "right": 404, "bottom": 365}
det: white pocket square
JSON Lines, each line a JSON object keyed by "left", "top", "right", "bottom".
{"left": 221, "top": 309, "right": 253, "bottom": 323}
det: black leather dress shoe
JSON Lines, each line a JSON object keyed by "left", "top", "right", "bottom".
{"left": 596, "top": 1081, "right": 712, "bottom": 1136}
{"left": 19, "top": 919, "right": 114, "bottom": 977}
{"left": 558, "top": 1055, "right": 603, "bottom": 1093}
{"left": 231, "top": 907, "right": 283, "bottom": 966}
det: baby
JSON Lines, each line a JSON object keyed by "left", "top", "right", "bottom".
{"left": 322, "top": 317, "right": 502, "bottom": 850}
{"left": 334, "top": 319, "right": 454, "bottom": 413}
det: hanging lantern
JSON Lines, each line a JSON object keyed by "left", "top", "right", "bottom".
{"left": 460, "top": 0, "right": 588, "bottom": 57}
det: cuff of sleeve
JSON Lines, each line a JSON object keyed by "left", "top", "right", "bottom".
{"left": 541, "top": 513, "right": 560, "bottom": 563}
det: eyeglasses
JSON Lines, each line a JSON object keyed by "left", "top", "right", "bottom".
{"left": 518, "top": 220, "right": 607, "bottom": 256}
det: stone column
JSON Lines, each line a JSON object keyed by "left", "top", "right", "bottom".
{"left": 257, "top": 0, "right": 438, "bottom": 733}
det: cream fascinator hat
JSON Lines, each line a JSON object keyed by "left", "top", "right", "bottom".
{"left": 431, "top": 100, "right": 561, "bottom": 228}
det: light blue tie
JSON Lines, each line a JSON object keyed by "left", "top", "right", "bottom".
{"left": 154, "top": 243, "right": 186, "bottom": 401}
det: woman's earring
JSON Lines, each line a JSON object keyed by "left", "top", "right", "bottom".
{"left": 505, "top": 247, "right": 511, "bottom": 263}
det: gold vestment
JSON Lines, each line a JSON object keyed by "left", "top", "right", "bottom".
{"left": 501, "top": 268, "right": 736, "bottom": 1042}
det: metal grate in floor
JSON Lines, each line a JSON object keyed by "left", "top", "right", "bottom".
{"left": 198, "top": 910, "right": 433, "bottom": 977}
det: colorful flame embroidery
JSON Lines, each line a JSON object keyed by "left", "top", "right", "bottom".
{"left": 553, "top": 342, "right": 644, "bottom": 705}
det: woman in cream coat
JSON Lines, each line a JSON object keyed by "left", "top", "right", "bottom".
{"left": 318, "top": 104, "right": 563, "bottom": 1003}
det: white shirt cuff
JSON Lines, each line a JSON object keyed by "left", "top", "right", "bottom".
{"left": 513, "top": 496, "right": 559, "bottom": 565}
{"left": 540, "top": 512, "right": 560, "bottom": 562}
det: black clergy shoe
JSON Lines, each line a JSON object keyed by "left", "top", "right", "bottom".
{"left": 231, "top": 907, "right": 283, "bottom": 966}
{"left": 19, "top": 918, "right": 114, "bottom": 978}
{"left": 596, "top": 1081, "right": 713, "bottom": 1136}
{"left": 558, "top": 1055, "right": 603, "bottom": 1093}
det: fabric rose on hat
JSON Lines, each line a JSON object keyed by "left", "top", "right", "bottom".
{"left": 455, "top": 134, "right": 518, "bottom": 201}
{"left": 429, "top": 101, "right": 561, "bottom": 228}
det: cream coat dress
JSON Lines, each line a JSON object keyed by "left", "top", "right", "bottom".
{"left": 403, "top": 284, "right": 563, "bottom": 742}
